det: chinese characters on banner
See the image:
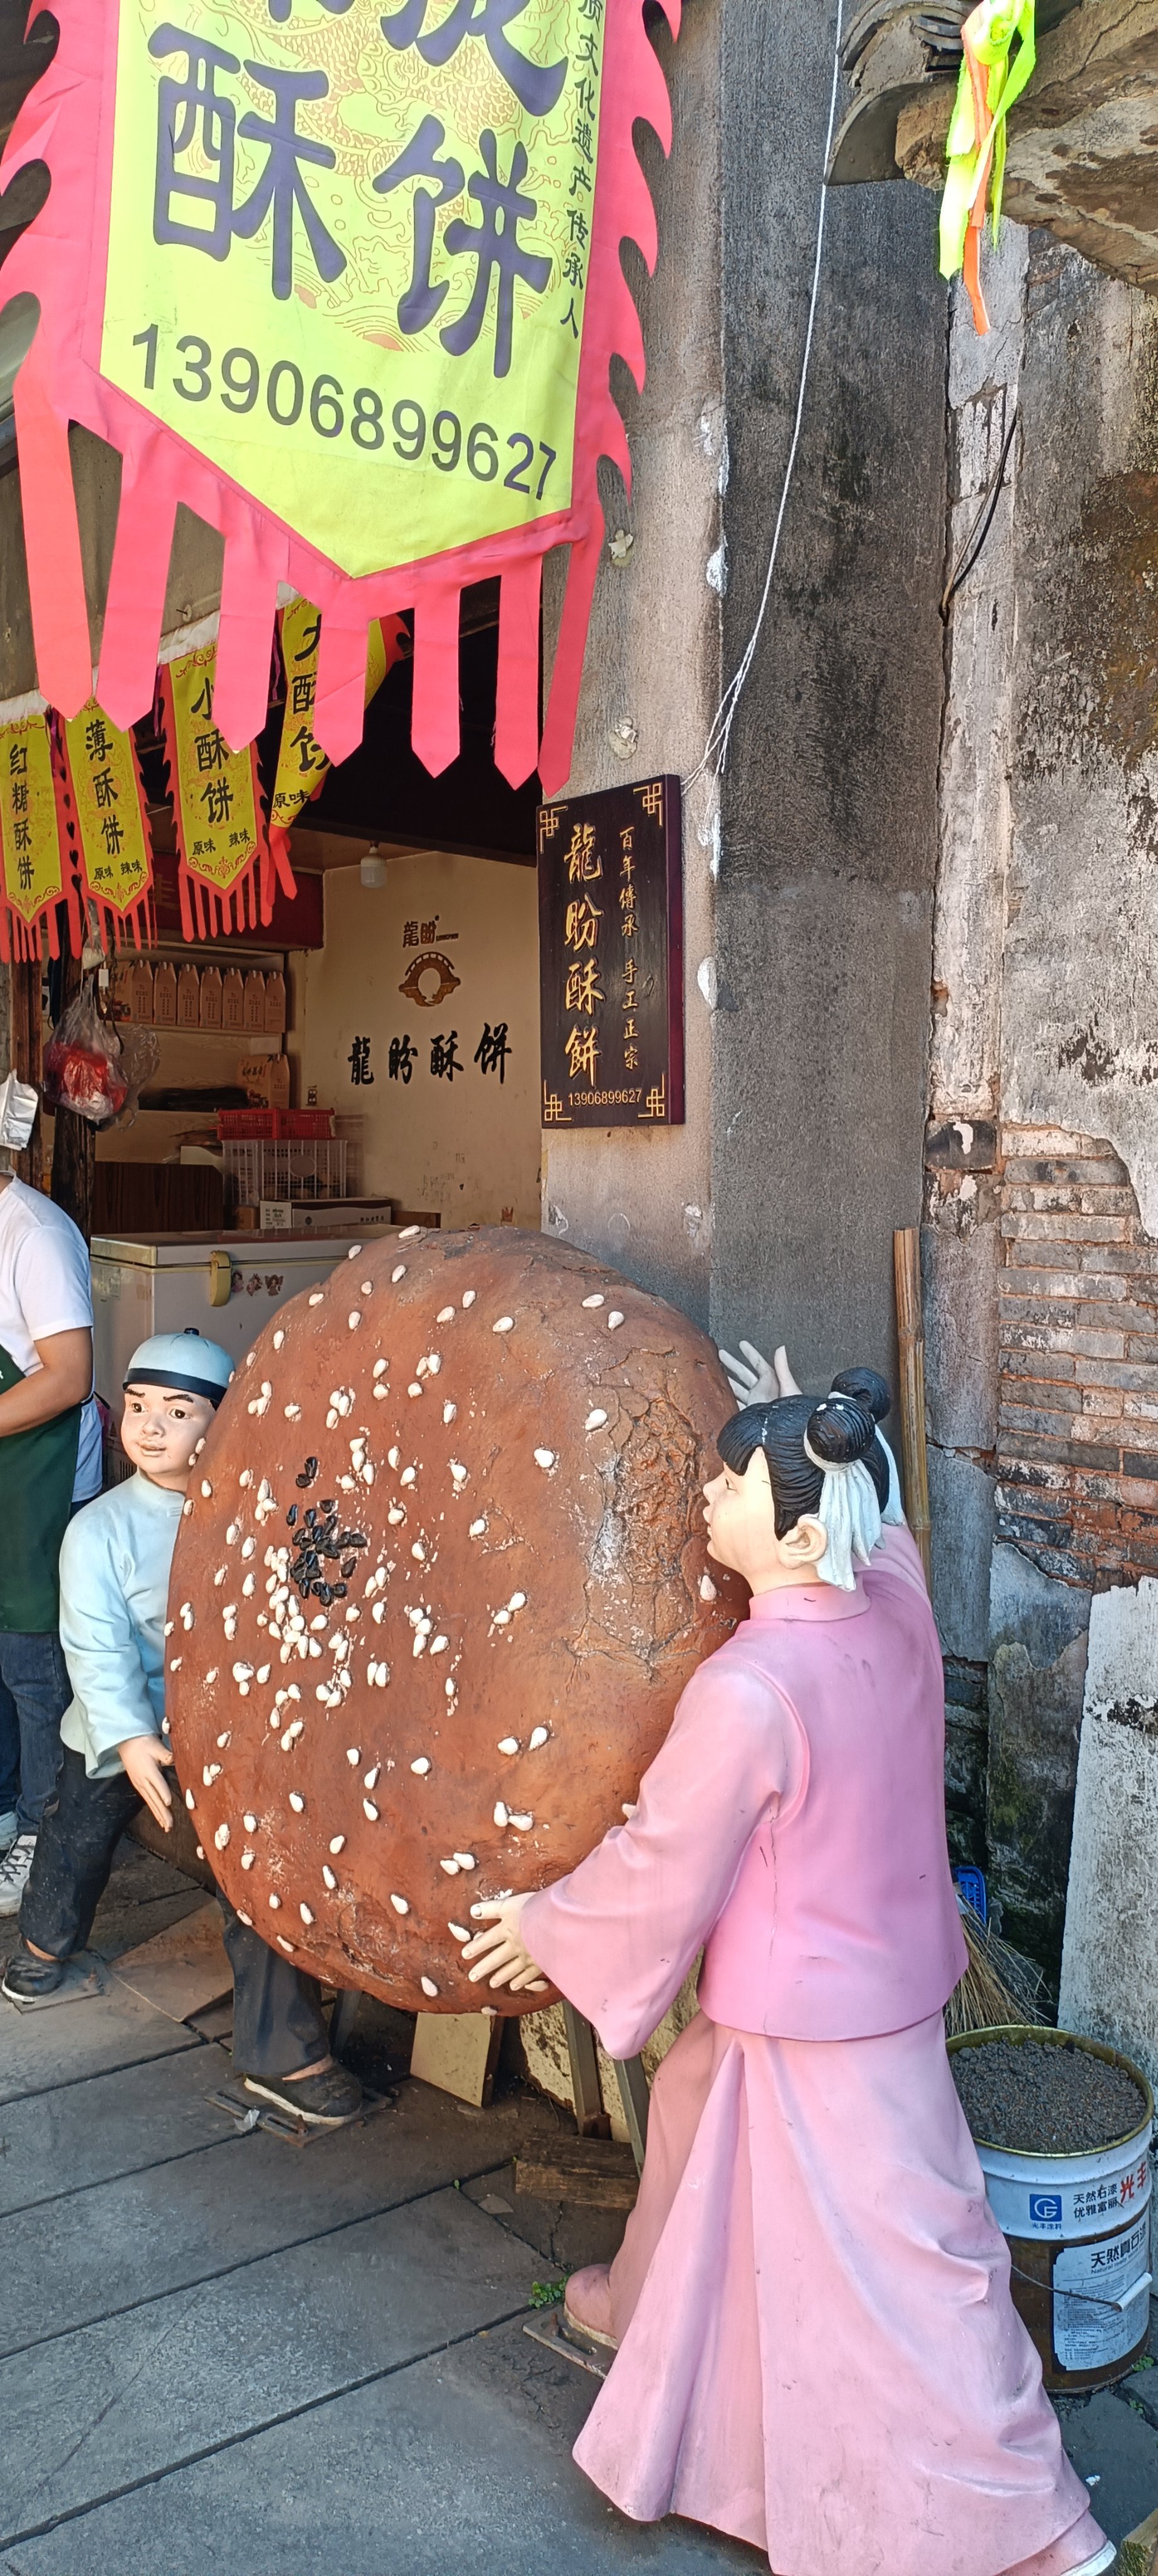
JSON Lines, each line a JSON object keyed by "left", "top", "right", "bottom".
{"left": 7, "top": 0, "right": 678, "bottom": 791}
{"left": 270, "top": 602, "right": 407, "bottom": 833}
{"left": 0, "top": 716, "right": 78, "bottom": 962}
{"left": 538, "top": 775, "right": 683, "bottom": 1128}
{"left": 159, "top": 644, "right": 270, "bottom": 939}
{"left": 60, "top": 699, "right": 153, "bottom": 948}
{"left": 104, "top": 0, "right": 604, "bottom": 580}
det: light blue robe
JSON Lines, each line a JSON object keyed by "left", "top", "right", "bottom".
{"left": 58, "top": 1471, "right": 184, "bottom": 1779}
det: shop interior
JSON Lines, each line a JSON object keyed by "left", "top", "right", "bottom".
{"left": 18, "top": 582, "right": 544, "bottom": 1433}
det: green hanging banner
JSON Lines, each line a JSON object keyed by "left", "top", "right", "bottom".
{"left": 940, "top": 0, "right": 1036, "bottom": 336}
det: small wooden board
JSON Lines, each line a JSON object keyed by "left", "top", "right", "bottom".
{"left": 1120, "top": 2508, "right": 1158, "bottom": 2576}
{"left": 515, "top": 2138, "right": 639, "bottom": 2209}
{"left": 113, "top": 1901, "right": 231, "bottom": 2024}
{"left": 410, "top": 2010, "right": 502, "bottom": 2107}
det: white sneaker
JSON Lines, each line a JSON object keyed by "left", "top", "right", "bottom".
{"left": 0, "top": 1831, "right": 36, "bottom": 1914}
{"left": 0, "top": 1809, "right": 17, "bottom": 1858}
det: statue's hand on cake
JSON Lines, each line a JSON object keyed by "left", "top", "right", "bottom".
{"left": 463, "top": 1894, "right": 548, "bottom": 1994}
{"left": 716, "top": 1341, "right": 802, "bottom": 1404}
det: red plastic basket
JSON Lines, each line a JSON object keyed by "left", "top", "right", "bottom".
{"left": 216, "top": 1108, "right": 334, "bottom": 1141}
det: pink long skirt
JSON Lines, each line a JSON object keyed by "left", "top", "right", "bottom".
{"left": 573, "top": 2011, "right": 1103, "bottom": 2576}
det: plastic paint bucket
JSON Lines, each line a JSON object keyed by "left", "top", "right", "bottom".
{"left": 949, "top": 2024, "right": 1154, "bottom": 2392}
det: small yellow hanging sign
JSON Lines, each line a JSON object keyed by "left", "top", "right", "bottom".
{"left": 62, "top": 698, "right": 152, "bottom": 920}
{"left": 0, "top": 714, "right": 63, "bottom": 926}
{"left": 165, "top": 644, "right": 262, "bottom": 892}
{"left": 270, "top": 604, "right": 398, "bottom": 835}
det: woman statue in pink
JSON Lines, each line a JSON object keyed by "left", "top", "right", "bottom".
{"left": 463, "top": 1384, "right": 1110, "bottom": 2576}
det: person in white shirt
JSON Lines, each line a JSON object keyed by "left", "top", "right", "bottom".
{"left": 0, "top": 1173, "right": 100, "bottom": 1909}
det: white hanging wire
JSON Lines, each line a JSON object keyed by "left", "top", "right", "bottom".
{"left": 689, "top": 0, "right": 845, "bottom": 788}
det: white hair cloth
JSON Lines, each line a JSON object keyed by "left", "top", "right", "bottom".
{"left": 802, "top": 1430, "right": 883, "bottom": 1592}
{"left": 877, "top": 1430, "right": 905, "bottom": 1526}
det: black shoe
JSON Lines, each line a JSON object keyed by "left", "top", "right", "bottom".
{"left": 2, "top": 1940, "right": 67, "bottom": 2001}
{"left": 241, "top": 2059, "right": 363, "bottom": 2126}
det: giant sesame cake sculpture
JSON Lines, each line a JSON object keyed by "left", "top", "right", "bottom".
{"left": 166, "top": 1228, "right": 742, "bottom": 2014}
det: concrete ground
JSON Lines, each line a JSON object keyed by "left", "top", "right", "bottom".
{"left": 1, "top": 1843, "right": 1155, "bottom": 2573}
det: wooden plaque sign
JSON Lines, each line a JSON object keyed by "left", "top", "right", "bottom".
{"left": 537, "top": 775, "right": 683, "bottom": 1130}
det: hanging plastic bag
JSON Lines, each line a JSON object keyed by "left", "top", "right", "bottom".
{"left": 111, "top": 1023, "right": 160, "bottom": 1128}
{"left": 42, "top": 978, "right": 129, "bottom": 1126}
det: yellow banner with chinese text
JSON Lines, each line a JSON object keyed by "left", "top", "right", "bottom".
{"left": 0, "top": 716, "right": 63, "bottom": 926}
{"left": 270, "top": 603, "right": 394, "bottom": 833}
{"left": 99, "top": 0, "right": 606, "bottom": 582}
{"left": 166, "top": 643, "right": 262, "bottom": 893}
{"left": 63, "top": 699, "right": 153, "bottom": 921}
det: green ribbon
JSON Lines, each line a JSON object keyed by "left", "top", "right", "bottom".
{"left": 939, "top": 0, "right": 1037, "bottom": 284}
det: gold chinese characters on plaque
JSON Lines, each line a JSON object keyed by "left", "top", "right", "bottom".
{"left": 536, "top": 776, "right": 683, "bottom": 1129}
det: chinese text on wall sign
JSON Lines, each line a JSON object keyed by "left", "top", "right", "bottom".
{"left": 537, "top": 775, "right": 683, "bottom": 1129}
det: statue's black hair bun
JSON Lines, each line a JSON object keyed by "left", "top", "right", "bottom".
{"left": 830, "top": 1365, "right": 891, "bottom": 1424}
{"left": 805, "top": 1394, "right": 876, "bottom": 1467}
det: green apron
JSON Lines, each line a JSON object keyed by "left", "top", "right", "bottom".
{"left": 0, "top": 1341, "right": 82, "bottom": 1633}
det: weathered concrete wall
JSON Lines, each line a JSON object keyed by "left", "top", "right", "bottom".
{"left": 927, "top": 221, "right": 1158, "bottom": 1982}
{"left": 1004, "top": 254, "right": 1158, "bottom": 1228}
{"left": 1061, "top": 1577, "right": 1158, "bottom": 2088}
{"left": 547, "top": 4, "right": 949, "bottom": 1373}
{"left": 709, "top": 3, "right": 947, "bottom": 1396}
{"left": 539, "top": 0, "right": 720, "bottom": 1328}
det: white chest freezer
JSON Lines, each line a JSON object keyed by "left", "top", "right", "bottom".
{"left": 91, "top": 1228, "right": 388, "bottom": 1418}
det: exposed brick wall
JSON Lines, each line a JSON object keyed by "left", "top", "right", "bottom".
{"left": 996, "top": 1125, "right": 1158, "bottom": 1589}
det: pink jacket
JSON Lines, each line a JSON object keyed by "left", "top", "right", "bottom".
{"left": 523, "top": 1535, "right": 966, "bottom": 2058}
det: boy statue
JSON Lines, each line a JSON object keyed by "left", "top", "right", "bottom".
{"left": 3, "top": 1331, "right": 362, "bottom": 2128}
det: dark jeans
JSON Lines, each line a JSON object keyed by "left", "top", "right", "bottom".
{"left": 0, "top": 1632, "right": 72, "bottom": 1831}
{"left": 21, "top": 1746, "right": 330, "bottom": 2080}
{"left": 0, "top": 1671, "right": 17, "bottom": 1815}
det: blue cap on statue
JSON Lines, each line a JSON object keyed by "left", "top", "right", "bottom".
{"left": 123, "top": 1330, "right": 234, "bottom": 1407}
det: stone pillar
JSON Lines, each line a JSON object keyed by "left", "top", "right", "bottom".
{"left": 539, "top": 0, "right": 722, "bottom": 1326}
{"left": 709, "top": 2, "right": 948, "bottom": 1396}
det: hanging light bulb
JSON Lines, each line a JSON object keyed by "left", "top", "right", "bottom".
{"left": 360, "top": 843, "right": 388, "bottom": 890}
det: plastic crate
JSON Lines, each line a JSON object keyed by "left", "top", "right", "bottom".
{"left": 216, "top": 1108, "right": 334, "bottom": 1141}
{"left": 223, "top": 1138, "right": 348, "bottom": 1209}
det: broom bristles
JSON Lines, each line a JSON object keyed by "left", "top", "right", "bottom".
{"left": 944, "top": 1902, "right": 1050, "bottom": 2039}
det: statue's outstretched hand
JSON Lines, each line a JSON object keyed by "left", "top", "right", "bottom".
{"left": 461, "top": 1892, "right": 548, "bottom": 1994}
{"left": 717, "top": 1341, "right": 802, "bottom": 1404}
{"left": 717, "top": 1339, "right": 775, "bottom": 1402}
